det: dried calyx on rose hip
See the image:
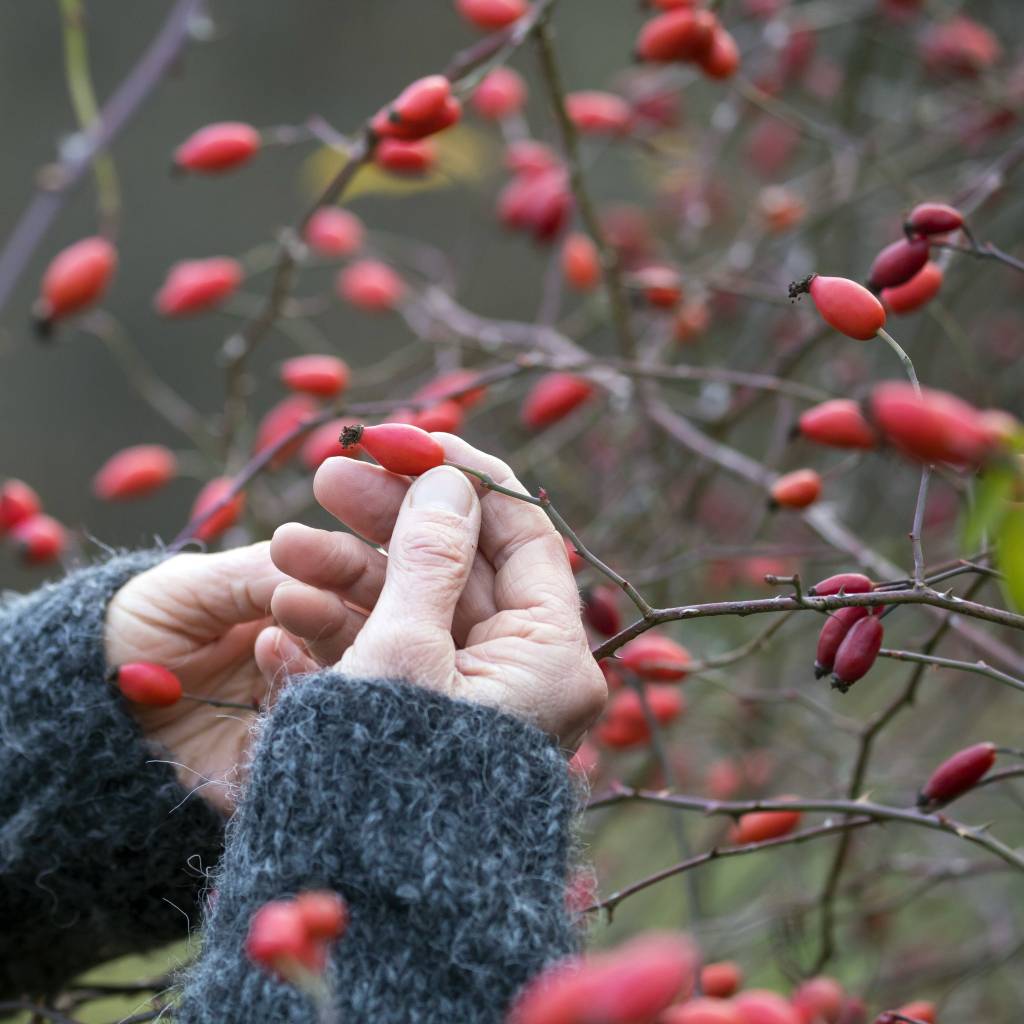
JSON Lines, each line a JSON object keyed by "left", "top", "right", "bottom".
{"left": 108, "top": 662, "right": 184, "bottom": 707}
{"left": 917, "top": 741, "right": 997, "bottom": 810}
{"left": 340, "top": 423, "right": 446, "bottom": 476}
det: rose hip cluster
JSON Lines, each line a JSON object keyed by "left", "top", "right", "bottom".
{"left": 510, "top": 928, "right": 934, "bottom": 1024}
{"left": 0, "top": 478, "right": 67, "bottom": 565}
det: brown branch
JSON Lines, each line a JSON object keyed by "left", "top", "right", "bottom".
{"left": 534, "top": 17, "right": 638, "bottom": 360}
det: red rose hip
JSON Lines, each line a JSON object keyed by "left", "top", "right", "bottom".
{"left": 797, "top": 399, "right": 877, "bottom": 450}
{"left": 174, "top": 121, "right": 260, "bottom": 174}
{"left": 770, "top": 468, "right": 821, "bottom": 509}
{"left": 280, "top": 354, "right": 350, "bottom": 397}
{"left": 0, "top": 480, "right": 42, "bottom": 534}
{"left": 814, "top": 606, "right": 870, "bottom": 679}
{"left": 93, "top": 445, "right": 178, "bottom": 501}
{"left": 917, "top": 742, "right": 996, "bottom": 809}
{"left": 12, "top": 515, "right": 67, "bottom": 565}
{"left": 830, "top": 615, "right": 884, "bottom": 692}
{"left": 190, "top": 477, "right": 246, "bottom": 542}
{"left": 341, "top": 423, "right": 445, "bottom": 476}
{"left": 867, "top": 237, "right": 931, "bottom": 291}
{"left": 619, "top": 632, "right": 691, "bottom": 681}
{"left": 156, "top": 257, "right": 242, "bottom": 316}
{"left": 36, "top": 236, "right": 117, "bottom": 327}
{"left": 520, "top": 373, "right": 594, "bottom": 429}
{"left": 109, "top": 662, "right": 183, "bottom": 707}
{"left": 793, "top": 274, "right": 886, "bottom": 341}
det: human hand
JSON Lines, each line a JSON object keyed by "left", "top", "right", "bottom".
{"left": 256, "top": 436, "right": 606, "bottom": 749}
{"left": 105, "top": 543, "right": 286, "bottom": 813}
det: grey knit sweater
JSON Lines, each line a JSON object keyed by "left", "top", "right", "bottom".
{"left": 0, "top": 553, "right": 579, "bottom": 1021}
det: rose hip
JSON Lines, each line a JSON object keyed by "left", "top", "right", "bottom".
{"left": 93, "top": 445, "right": 178, "bottom": 501}
{"left": 303, "top": 207, "right": 364, "bottom": 257}
{"left": 174, "top": 121, "right": 260, "bottom": 173}
{"left": 830, "top": 615, "right": 884, "bottom": 692}
{"left": 619, "top": 633, "right": 691, "bottom": 682}
{"left": 731, "top": 805, "right": 802, "bottom": 844}
{"left": 12, "top": 515, "right": 67, "bottom": 565}
{"left": 109, "top": 662, "right": 183, "bottom": 707}
{"left": 770, "top": 468, "right": 822, "bottom": 509}
{"left": 254, "top": 395, "right": 320, "bottom": 469}
{"left": 155, "top": 257, "right": 242, "bottom": 316}
{"left": 797, "top": 399, "right": 878, "bottom": 450}
{"left": 280, "top": 354, "right": 350, "bottom": 397}
{"left": 881, "top": 262, "right": 943, "bottom": 315}
{"left": 791, "top": 274, "right": 885, "bottom": 340}
{"left": 521, "top": 373, "right": 594, "bottom": 429}
{"left": 561, "top": 232, "right": 602, "bottom": 291}
{"left": 868, "top": 237, "right": 931, "bottom": 291}
{"left": 814, "top": 606, "right": 870, "bottom": 679}
{"left": 917, "top": 741, "right": 996, "bottom": 809}
{"left": 809, "top": 573, "right": 874, "bottom": 597}
{"left": 36, "top": 236, "right": 117, "bottom": 327}
{"left": 905, "top": 202, "right": 964, "bottom": 237}
{"left": 0, "top": 480, "right": 42, "bottom": 534}
{"left": 190, "top": 477, "right": 246, "bottom": 542}
{"left": 375, "top": 137, "right": 437, "bottom": 175}
{"left": 337, "top": 260, "right": 405, "bottom": 312}
{"left": 583, "top": 586, "right": 622, "bottom": 637}
{"left": 455, "top": 0, "right": 527, "bottom": 30}
{"left": 471, "top": 67, "right": 527, "bottom": 120}
{"left": 341, "top": 423, "right": 445, "bottom": 476}
{"left": 701, "top": 961, "right": 743, "bottom": 999}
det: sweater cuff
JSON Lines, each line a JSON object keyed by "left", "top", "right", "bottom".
{"left": 178, "top": 673, "right": 580, "bottom": 1023}
{"left": 0, "top": 551, "right": 227, "bottom": 1000}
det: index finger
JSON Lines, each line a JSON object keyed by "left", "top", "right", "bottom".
{"left": 436, "top": 435, "right": 580, "bottom": 616}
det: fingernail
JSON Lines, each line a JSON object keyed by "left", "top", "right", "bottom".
{"left": 409, "top": 466, "right": 475, "bottom": 516}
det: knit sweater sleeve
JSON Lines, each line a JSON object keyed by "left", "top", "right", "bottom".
{"left": 176, "top": 673, "right": 581, "bottom": 1024}
{"left": 0, "top": 553, "right": 227, "bottom": 1000}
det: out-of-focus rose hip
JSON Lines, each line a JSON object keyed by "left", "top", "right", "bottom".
{"left": 174, "top": 121, "right": 260, "bottom": 173}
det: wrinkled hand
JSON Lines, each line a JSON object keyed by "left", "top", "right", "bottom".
{"left": 256, "top": 436, "right": 606, "bottom": 749}
{"left": 105, "top": 544, "right": 286, "bottom": 814}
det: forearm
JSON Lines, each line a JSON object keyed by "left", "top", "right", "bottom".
{"left": 177, "top": 673, "right": 581, "bottom": 1024}
{"left": 0, "top": 552, "right": 226, "bottom": 999}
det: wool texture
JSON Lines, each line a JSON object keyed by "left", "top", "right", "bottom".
{"left": 0, "top": 552, "right": 227, "bottom": 999}
{"left": 176, "top": 672, "right": 580, "bottom": 1023}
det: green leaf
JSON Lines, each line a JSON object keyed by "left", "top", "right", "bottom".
{"left": 964, "top": 466, "right": 1015, "bottom": 551}
{"left": 997, "top": 504, "right": 1024, "bottom": 612}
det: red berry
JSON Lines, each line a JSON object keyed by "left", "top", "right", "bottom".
{"left": 245, "top": 901, "right": 322, "bottom": 979}
{"left": 597, "top": 686, "right": 686, "bottom": 749}
{"left": 583, "top": 586, "right": 621, "bottom": 637}
{"left": 920, "top": 16, "right": 1000, "bottom": 77}
{"left": 337, "top": 260, "right": 405, "bottom": 312}
{"left": 0, "top": 480, "right": 42, "bottom": 534}
{"left": 254, "top": 395, "right": 320, "bottom": 469}
{"left": 472, "top": 67, "right": 527, "bottom": 120}
{"left": 733, "top": 990, "right": 803, "bottom": 1024}
{"left": 800, "top": 275, "right": 886, "bottom": 340}
{"left": 674, "top": 301, "right": 711, "bottom": 343}
{"left": 498, "top": 168, "right": 572, "bottom": 242}
{"left": 868, "top": 237, "right": 931, "bottom": 291}
{"left": 635, "top": 9, "right": 716, "bottom": 63}
{"left": 662, "top": 999, "right": 744, "bottom": 1024}
{"left": 280, "top": 354, "right": 350, "bottom": 398}
{"left": 630, "top": 264, "right": 683, "bottom": 308}
{"left": 881, "top": 262, "right": 943, "bottom": 315}
{"left": 375, "top": 137, "right": 438, "bottom": 175}
{"left": 413, "top": 369, "right": 488, "bottom": 410}
{"left": 111, "top": 662, "right": 183, "bottom": 707}
{"left": 394, "top": 74, "right": 451, "bottom": 121}
{"left": 770, "top": 468, "right": 821, "bottom": 509}
{"left": 293, "top": 890, "right": 349, "bottom": 941}
{"left": 798, "top": 400, "right": 878, "bottom": 450}
{"left": 341, "top": 423, "right": 445, "bottom": 476}
{"left": 455, "top": 0, "right": 527, "bottom": 30}
{"left": 304, "top": 207, "right": 364, "bottom": 257}
{"left": 918, "top": 742, "right": 996, "bottom": 809}
{"left": 793, "top": 977, "right": 845, "bottom": 1024}
{"left": 37, "top": 237, "right": 117, "bottom": 324}
{"left": 504, "top": 139, "right": 561, "bottom": 176}
{"left": 905, "top": 202, "right": 964, "bottom": 237}
{"left": 731, "top": 803, "right": 802, "bottom": 845}
{"left": 155, "top": 257, "right": 242, "bottom": 316}
{"left": 699, "top": 26, "right": 741, "bottom": 80}
{"left": 565, "top": 91, "right": 633, "bottom": 136}
{"left": 700, "top": 961, "right": 742, "bottom": 999}
{"left": 12, "top": 515, "right": 67, "bottom": 565}
{"left": 619, "top": 633, "right": 691, "bottom": 682}
{"left": 893, "top": 1001, "right": 935, "bottom": 1023}
{"left": 93, "top": 445, "right": 178, "bottom": 501}
{"left": 565, "top": 538, "right": 585, "bottom": 573}
{"left": 809, "top": 572, "right": 874, "bottom": 597}
{"left": 561, "top": 232, "right": 602, "bottom": 291}
{"left": 868, "top": 381, "right": 994, "bottom": 466}
{"left": 521, "top": 373, "right": 594, "bottom": 429}
{"left": 174, "top": 121, "right": 260, "bottom": 173}
{"left": 300, "top": 419, "right": 362, "bottom": 470}
{"left": 831, "top": 615, "right": 883, "bottom": 691}
{"left": 190, "top": 477, "right": 246, "bottom": 542}
{"left": 815, "top": 607, "right": 870, "bottom": 679}
{"left": 373, "top": 76, "right": 462, "bottom": 140}
{"left": 397, "top": 400, "right": 465, "bottom": 435}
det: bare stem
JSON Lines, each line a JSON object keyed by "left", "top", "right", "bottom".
{"left": 877, "top": 327, "right": 921, "bottom": 395}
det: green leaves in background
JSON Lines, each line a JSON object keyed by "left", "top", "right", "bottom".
{"left": 964, "top": 461, "right": 1024, "bottom": 611}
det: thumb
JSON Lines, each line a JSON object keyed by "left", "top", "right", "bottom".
{"left": 344, "top": 466, "right": 480, "bottom": 685}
